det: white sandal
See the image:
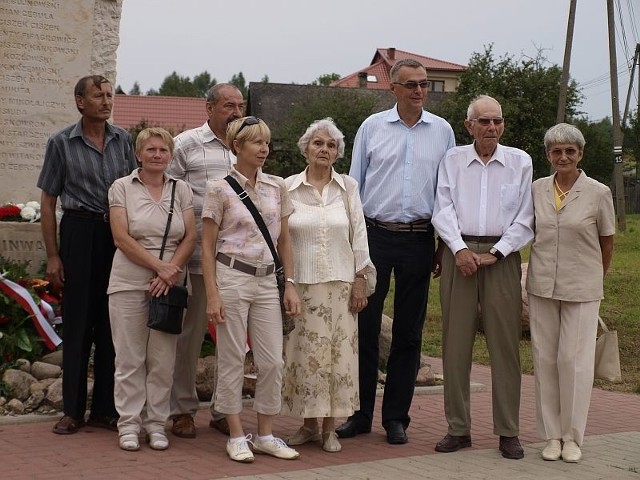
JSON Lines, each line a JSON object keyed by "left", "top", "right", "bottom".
{"left": 119, "top": 433, "right": 140, "bottom": 451}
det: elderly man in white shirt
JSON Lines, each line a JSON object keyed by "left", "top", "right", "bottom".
{"left": 432, "top": 95, "right": 534, "bottom": 460}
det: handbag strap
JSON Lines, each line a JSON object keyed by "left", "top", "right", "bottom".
{"left": 224, "top": 175, "right": 283, "bottom": 272}
{"left": 158, "top": 180, "right": 178, "bottom": 261}
{"left": 597, "top": 316, "right": 609, "bottom": 333}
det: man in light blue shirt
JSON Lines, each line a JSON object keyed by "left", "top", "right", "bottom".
{"left": 337, "top": 59, "right": 455, "bottom": 445}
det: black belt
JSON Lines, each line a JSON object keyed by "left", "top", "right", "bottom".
{"left": 216, "top": 252, "right": 275, "bottom": 277}
{"left": 64, "top": 209, "right": 109, "bottom": 223}
{"left": 365, "top": 217, "right": 432, "bottom": 233}
{"left": 461, "top": 235, "right": 501, "bottom": 243}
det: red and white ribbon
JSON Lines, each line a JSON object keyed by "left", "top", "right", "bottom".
{"left": 0, "top": 273, "right": 62, "bottom": 350}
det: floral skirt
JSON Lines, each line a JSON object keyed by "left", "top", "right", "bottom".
{"left": 281, "top": 281, "right": 360, "bottom": 418}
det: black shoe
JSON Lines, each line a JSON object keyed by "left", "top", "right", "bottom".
{"left": 499, "top": 436, "right": 524, "bottom": 460}
{"left": 335, "top": 418, "right": 372, "bottom": 438}
{"left": 435, "top": 433, "right": 472, "bottom": 453}
{"left": 384, "top": 420, "right": 408, "bottom": 444}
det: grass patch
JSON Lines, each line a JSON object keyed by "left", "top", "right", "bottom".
{"left": 383, "top": 214, "right": 640, "bottom": 394}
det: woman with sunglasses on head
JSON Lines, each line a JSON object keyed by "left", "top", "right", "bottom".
{"left": 201, "top": 116, "right": 302, "bottom": 463}
{"left": 526, "top": 123, "right": 615, "bottom": 463}
{"left": 280, "top": 118, "right": 375, "bottom": 453}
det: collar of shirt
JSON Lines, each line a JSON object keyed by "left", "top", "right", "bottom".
{"left": 229, "top": 166, "right": 280, "bottom": 190}
{"left": 128, "top": 168, "right": 173, "bottom": 185}
{"left": 197, "top": 120, "right": 229, "bottom": 147}
{"left": 466, "top": 143, "right": 507, "bottom": 167}
{"left": 69, "top": 118, "right": 121, "bottom": 144}
{"left": 386, "top": 104, "right": 437, "bottom": 127}
{"left": 287, "top": 166, "right": 347, "bottom": 193}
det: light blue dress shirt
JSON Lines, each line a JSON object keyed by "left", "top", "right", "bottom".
{"left": 349, "top": 105, "right": 455, "bottom": 223}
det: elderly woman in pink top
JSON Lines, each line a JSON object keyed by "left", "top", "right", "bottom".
{"left": 201, "top": 116, "right": 302, "bottom": 463}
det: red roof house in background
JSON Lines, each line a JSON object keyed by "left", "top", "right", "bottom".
{"left": 112, "top": 94, "right": 206, "bottom": 134}
{"left": 331, "top": 47, "right": 466, "bottom": 93}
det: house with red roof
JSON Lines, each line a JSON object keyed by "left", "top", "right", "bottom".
{"left": 112, "top": 94, "right": 206, "bottom": 135}
{"left": 332, "top": 47, "right": 466, "bottom": 93}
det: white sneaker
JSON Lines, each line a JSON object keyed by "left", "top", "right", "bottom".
{"left": 562, "top": 440, "right": 582, "bottom": 463}
{"left": 253, "top": 436, "right": 300, "bottom": 460}
{"left": 226, "top": 434, "right": 255, "bottom": 463}
{"left": 541, "top": 439, "right": 561, "bottom": 461}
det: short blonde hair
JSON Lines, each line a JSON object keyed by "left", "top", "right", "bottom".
{"left": 135, "top": 127, "right": 174, "bottom": 155}
{"left": 226, "top": 116, "right": 271, "bottom": 154}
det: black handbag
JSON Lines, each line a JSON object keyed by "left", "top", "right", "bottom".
{"left": 147, "top": 180, "right": 188, "bottom": 335}
{"left": 224, "top": 175, "right": 295, "bottom": 335}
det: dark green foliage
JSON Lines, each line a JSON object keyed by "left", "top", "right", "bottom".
{"left": 156, "top": 71, "right": 217, "bottom": 98}
{"left": 263, "top": 89, "right": 380, "bottom": 178}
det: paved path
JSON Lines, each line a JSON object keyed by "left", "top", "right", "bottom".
{"left": 2, "top": 357, "right": 639, "bottom": 479}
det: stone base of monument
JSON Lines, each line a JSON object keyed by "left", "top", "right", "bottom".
{"left": 0, "top": 222, "right": 47, "bottom": 276}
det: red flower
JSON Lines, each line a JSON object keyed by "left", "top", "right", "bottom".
{"left": 0, "top": 204, "right": 21, "bottom": 220}
{"left": 0, "top": 315, "right": 11, "bottom": 326}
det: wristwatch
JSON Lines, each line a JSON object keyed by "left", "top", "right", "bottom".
{"left": 285, "top": 277, "right": 296, "bottom": 285}
{"left": 355, "top": 273, "right": 368, "bottom": 280}
{"left": 489, "top": 247, "right": 504, "bottom": 260}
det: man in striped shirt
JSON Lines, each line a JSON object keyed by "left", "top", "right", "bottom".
{"left": 338, "top": 59, "right": 455, "bottom": 445}
{"left": 38, "top": 75, "right": 136, "bottom": 435}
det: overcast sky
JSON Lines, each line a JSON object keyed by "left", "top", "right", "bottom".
{"left": 115, "top": 0, "right": 639, "bottom": 121}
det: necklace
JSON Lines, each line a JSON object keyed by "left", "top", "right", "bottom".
{"left": 554, "top": 177, "right": 570, "bottom": 201}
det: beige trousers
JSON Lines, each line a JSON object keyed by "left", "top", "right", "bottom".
{"left": 440, "top": 243, "right": 522, "bottom": 437}
{"left": 528, "top": 294, "right": 599, "bottom": 446}
{"left": 109, "top": 290, "right": 178, "bottom": 435}
{"left": 214, "top": 262, "right": 284, "bottom": 415}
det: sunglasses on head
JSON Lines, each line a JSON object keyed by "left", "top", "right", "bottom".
{"left": 237, "top": 116, "right": 262, "bottom": 134}
{"left": 472, "top": 117, "right": 504, "bottom": 126}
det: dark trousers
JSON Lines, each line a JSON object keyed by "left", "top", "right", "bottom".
{"left": 352, "top": 223, "right": 434, "bottom": 428}
{"left": 59, "top": 215, "right": 117, "bottom": 419}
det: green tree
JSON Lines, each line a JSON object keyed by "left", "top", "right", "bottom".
{"left": 574, "top": 117, "right": 614, "bottom": 184}
{"left": 311, "top": 73, "right": 341, "bottom": 86}
{"left": 261, "top": 75, "right": 270, "bottom": 83}
{"left": 158, "top": 71, "right": 199, "bottom": 97}
{"left": 128, "top": 81, "right": 141, "bottom": 95}
{"left": 432, "top": 45, "right": 583, "bottom": 179}
{"left": 192, "top": 71, "right": 217, "bottom": 97}
{"left": 230, "top": 72, "right": 248, "bottom": 98}
{"left": 624, "top": 109, "right": 640, "bottom": 178}
{"left": 263, "top": 88, "right": 380, "bottom": 178}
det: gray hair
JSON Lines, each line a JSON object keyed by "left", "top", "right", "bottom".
{"left": 544, "top": 123, "right": 586, "bottom": 150}
{"left": 205, "top": 83, "right": 241, "bottom": 103}
{"left": 466, "top": 95, "right": 501, "bottom": 119}
{"left": 297, "top": 117, "right": 345, "bottom": 159}
{"left": 390, "top": 59, "right": 426, "bottom": 83}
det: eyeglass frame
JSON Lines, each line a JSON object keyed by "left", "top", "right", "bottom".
{"left": 237, "top": 116, "right": 262, "bottom": 134}
{"left": 391, "top": 80, "right": 431, "bottom": 90}
{"left": 471, "top": 117, "right": 504, "bottom": 126}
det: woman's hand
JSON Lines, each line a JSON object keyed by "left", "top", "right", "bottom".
{"left": 349, "top": 277, "right": 368, "bottom": 314}
{"left": 149, "top": 275, "right": 170, "bottom": 297}
{"left": 206, "top": 291, "right": 225, "bottom": 325}
{"left": 156, "top": 261, "right": 183, "bottom": 286}
{"left": 283, "top": 283, "right": 302, "bottom": 317}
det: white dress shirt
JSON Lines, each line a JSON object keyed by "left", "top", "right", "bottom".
{"left": 432, "top": 143, "right": 534, "bottom": 256}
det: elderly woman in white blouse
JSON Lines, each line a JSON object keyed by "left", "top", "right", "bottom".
{"left": 281, "top": 118, "right": 375, "bottom": 453}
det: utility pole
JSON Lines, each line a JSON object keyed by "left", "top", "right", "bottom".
{"left": 622, "top": 44, "right": 640, "bottom": 126}
{"left": 607, "top": 0, "right": 627, "bottom": 231}
{"left": 556, "top": 0, "right": 577, "bottom": 124}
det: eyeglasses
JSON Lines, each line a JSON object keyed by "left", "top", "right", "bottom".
{"left": 392, "top": 81, "right": 430, "bottom": 90}
{"left": 237, "top": 116, "right": 262, "bottom": 134}
{"left": 472, "top": 117, "right": 504, "bottom": 126}
{"left": 548, "top": 147, "right": 580, "bottom": 157}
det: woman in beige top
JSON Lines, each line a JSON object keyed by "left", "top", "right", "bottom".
{"left": 201, "top": 117, "right": 302, "bottom": 463}
{"left": 281, "top": 118, "right": 375, "bottom": 453}
{"left": 108, "top": 128, "right": 196, "bottom": 452}
{"left": 526, "top": 123, "right": 615, "bottom": 463}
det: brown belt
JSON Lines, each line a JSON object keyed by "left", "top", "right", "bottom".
{"left": 365, "top": 217, "right": 432, "bottom": 233}
{"left": 216, "top": 252, "right": 275, "bottom": 277}
{"left": 64, "top": 209, "right": 109, "bottom": 223}
{"left": 461, "top": 235, "right": 501, "bottom": 243}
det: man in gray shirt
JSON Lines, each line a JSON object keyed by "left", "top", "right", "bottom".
{"left": 38, "top": 75, "right": 136, "bottom": 434}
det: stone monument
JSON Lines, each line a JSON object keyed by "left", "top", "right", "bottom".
{"left": 0, "top": 0, "right": 124, "bottom": 273}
